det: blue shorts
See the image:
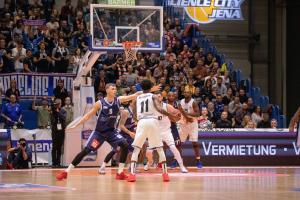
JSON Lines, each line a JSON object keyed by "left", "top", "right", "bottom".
{"left": 120, "top": 132, "right": 134, "bottom": 152}
{"left": 171, "top": 124, "right": 180, "bottom": 141}
{"left": 85, "top": 130, "right": 126, "bottom": 151}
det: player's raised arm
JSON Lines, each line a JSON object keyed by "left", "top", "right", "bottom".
{"left": 66, "top": 101, "right": 101, "bottom": 131}
{"left": 118, "top": 92, "right": 142, "bottom": 103}
{"left": 289, "top": 106, "right": 300, "bottom": 132}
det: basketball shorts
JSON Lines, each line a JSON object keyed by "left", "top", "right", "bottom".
{"left": 120, "top": 131, "right": 134, "bottom": 152}
{"left": 85, "top": 130, "right": 126, "bottom": 151}
{"left": 132, "top": 118, "right": 163, "bottom": 149}
{"left": 161, "top": 129, "right": 175, "bottom": 147}
{"left": 179, "top": 122, "right": 199, "bottom": 142}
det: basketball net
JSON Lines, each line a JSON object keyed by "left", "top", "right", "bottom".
{"left": 122, "top": 41, "right": 143, "bottom": 62}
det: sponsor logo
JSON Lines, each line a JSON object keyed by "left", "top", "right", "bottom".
{"left": 167, "top": 0, "right": 245, "bottom": 24}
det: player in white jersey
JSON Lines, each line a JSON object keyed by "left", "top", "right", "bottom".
{"left": 178, "top": 89, "right": 202, "bottom": 168}
{"left": 127, "top": 80, "right": 177, "bottom": 182}
{"left": 144, "top": 93, "right": 188, "bottom": 173}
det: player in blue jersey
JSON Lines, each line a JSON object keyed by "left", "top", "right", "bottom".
{"left": 167, "top": 92, "right": 183, "bottom": 168}
{"left": 98, "top": 100, "right": 136, "bottom": 174}
{"left": 56, "top": 84, "right": 141, "bottom": 181}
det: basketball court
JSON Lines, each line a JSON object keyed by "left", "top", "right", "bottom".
{"left": 1, "top": 167, "right": 300, "bottom": 199}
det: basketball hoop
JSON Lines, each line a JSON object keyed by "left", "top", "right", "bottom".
{"left": 122, "top": 41, "right": 143, "bottom": 62}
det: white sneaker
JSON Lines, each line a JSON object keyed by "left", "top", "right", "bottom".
{"left": 144, "top": 164, "right": 149, "bottom": 171}
{"left": 98, "top": 167, "right": 106, "bottom": 174}
{"left": 180, "top": 166, "right": 188, "bottom": 173}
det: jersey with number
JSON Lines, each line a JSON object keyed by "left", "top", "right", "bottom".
{"left": 123, "top": 106, "right": 135, "bottom": 132}
{"left": 95, "top": 97, "right": 120, "bottom": 133}
{"left": 159, "top": 103, "right": 171, "bottom": 132}
{"left": 137, "top": 93, "right": 161, "bottom": 120}
{"left": 180, "top": 98, "right": 197, "bottom": 123}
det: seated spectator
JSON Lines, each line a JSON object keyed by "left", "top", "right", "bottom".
{"left": 207, "top": 101, "right": 218, "bottom": 123}
{"left": 245, "top": 120, "right": 256, "bottom": 129}
{"left": 270, "top": 119, "right": 278, "bottom": 129}
{"left": 185, "top": 79, "right": 196, "bottom": 95}
{"left": 213, "top": 77, "right": 227, "bottom": 96}
{"left": 201, "top": 79, "right": 213, "bottom": 99}
{"left": 222, "top": 88, "right": 233, "bottom": 105}
{"left": 239, "top": 89, "right": 248, "bottom": 104}
{"left": 198, "top": 107, "right": 212, "bottom": 129}
{"left": 5, "top": 80, "right": 20, "bottom": 101}
{"left": 94, "top": 70, "right": 108, "bottom": 95}
{"left": 246, "top": 97, "right": 255, "bottom": 113}
{"left": 215, "top": 94, "right": 224, "bottom": 119}
{"left": 257, "top": 112, "right": 271, "bottom": 128}
{"left": 7, "top": 138, "right": 32, "bottom": 169}
{"left": 63, "top": 97, "right": 73, "bottom": 126}
{"left": 125, "top": 65, "right": 137, "bottom": 87}
{"left": 223, "top": 105, "right": 233, "bottom": 121}
{"left": 145, "top": 69, "right": 156, "bottom": 85}
{"left": 241, "top": 115, "right": 251, "bottom": 128}
{"left": 1, "top": 94, "right": 23, "bottom": 129}
{"left": 230, "top": 81, "right": 238, "bottom": 96}
{"left": 216, "top": 111, "right": 232, "bottom": 128}
{"left": 53, "top": 79, "right": 69, "bottom": 104}
{"left": 32, "top": 96, "right": 51, "bottom": 129}
{"left": 251, "top": 106, "right": 263, "bottom": 125}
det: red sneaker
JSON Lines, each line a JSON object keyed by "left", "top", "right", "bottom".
{"left": 162, "top": 173, "right": 170, "bottom": 182}
{"left": 156, "top": 163, "right": 162, "bottom": 169}
{"left": 127, "top": 173, "right": 136, "bottom": 182}
{"left": 116, "top": 172, "right": 128, "bottom": 180}
{"left": 56, "top": 171, "right": 68, "bottom": 181}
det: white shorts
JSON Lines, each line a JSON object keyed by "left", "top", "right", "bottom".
{"left": 161, "top": 129, "right": 175, "bottom": 147}
{"left": 132, "top": 118, "right": 163, "bottom": 149}
{"left": 179, "top": 122, "right": 199, "bottom": 142}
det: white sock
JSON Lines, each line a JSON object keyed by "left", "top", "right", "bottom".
{"left": 157, "top": 147, "right": 167, "bottom": 173}
{"left": 118, "top": 163, "right": 125, "bottom": 174}
{"left": 130, "top": 162, "right": 136, "bottom": 174}
{"left": 65, "top": 164, "right": 74, "bottom": 173}
{"left": 170, "top": 145, "right": 184, "bottom": 168}
{"left": 100, "top": 162, "right": 106, "bottom": 169}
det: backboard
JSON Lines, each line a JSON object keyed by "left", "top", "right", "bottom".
{"left": 90, "top": 4, "right": 164, "bottom": 52}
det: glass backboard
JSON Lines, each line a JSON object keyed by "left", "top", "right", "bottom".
{"left": 90, "top": 4, "right": 163, "bottom": 52}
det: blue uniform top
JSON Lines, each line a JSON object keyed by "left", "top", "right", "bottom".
{"left": 1, "top": 103, "right": 22, "bottom": 126}
{"left": 95, "top": 97, "right": 120, "bottom": 133}
{"left": 166, "top": 100, "right": 178, "bottom": 126}
{"left": 122, "top": 106, "right": 135, "bottom": 133}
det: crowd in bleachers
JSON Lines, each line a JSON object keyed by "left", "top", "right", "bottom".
{"left": 0, "top": 0, "right": 280, "bottom": 130}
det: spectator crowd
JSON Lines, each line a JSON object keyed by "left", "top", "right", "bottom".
{"left": 0, "top": 0, "right": 278, "bottom": 130}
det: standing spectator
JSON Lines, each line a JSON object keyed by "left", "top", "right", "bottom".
{"left": 257, "top": 113, "right": 271, "bottom": 128}
{"left": 32, "top": 96, "right": 51, "bottom": 129}
{"left": 1, "top": 95, "right": 22, "bottom": 129}
{"left": 62, "top": 97, "right": 73, "bottom": 126}
{"left": 33, "top": 42, "right": 52, "bottom": 72}
{"left": 60, "top": 0, "right": 73, "bottom": 21}
{"left": 124, "top": 65, "right": 137, "bottom": 87}
{"left": 7, "top": 138, "right": 32, "bottom": 169}
{"left": 53, "top": 79, "right": 69, "bottom": 104}
{"left": 23, "top": 49, "right": 34, "bottom": 72}
{"left": 137, "top": 58, "right": 147, "bottom": 77}
{"left": 251, "top": 106, "right": 263, "bottom": 125}
{"left": 12, "top": 41, "right": 26, "bottom": 72}
{"left": 215, "top": 111, "right": 232, "bottom": 128}
{"left": 94, "top": 70, "right": 108, "bottom": 95}
{"left": 52, "top": 38, "right": 69, "bottom": 73}
{"left": 5, "top": 80, "right": 20, "bottom": 101}
{"left": 46, "top": 16, "right": 59, "bottom": 31}
{"left": 50, "top": 98, "right": 66, "bottom": 167}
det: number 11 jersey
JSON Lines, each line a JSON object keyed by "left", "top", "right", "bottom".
{"left": 136, "top": 93, "right": 161, "bottom": 120}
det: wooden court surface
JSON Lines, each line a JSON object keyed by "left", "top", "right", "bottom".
{"left": 1, "top": 167, "right": 300, "bottom": 200}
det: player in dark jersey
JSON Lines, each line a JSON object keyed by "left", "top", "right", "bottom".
{"left": 166, "top": 92, "right": 182, "bottom": 168}
{"left": 98, "top": 101, "right": 136, "bottom": 174}
{"left": 56, "top": 84, "right": 141, "bottom": 181}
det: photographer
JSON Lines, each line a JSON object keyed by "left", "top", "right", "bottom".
{"left": 51, "top": 38, "right": 69, "bottom": 73}
{"left": 7, "top": 138, "right": 32, "bottom": 169}
{"left": 50, "top": 98, "right": 66, "bottom": 167}
{"left": 1, "top": 94, "right": 23, "bottom": 129}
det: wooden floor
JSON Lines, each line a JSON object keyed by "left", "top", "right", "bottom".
{"left": 1, "top": 167, "right": 300, "bottom": 200}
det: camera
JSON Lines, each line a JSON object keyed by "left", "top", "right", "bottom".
{"left": 21, "top": 143, "right": 26, "bottom": 147}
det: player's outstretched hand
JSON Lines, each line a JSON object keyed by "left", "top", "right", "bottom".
{"left": 151, "top": 84, "right": 162, "bottom": 93}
